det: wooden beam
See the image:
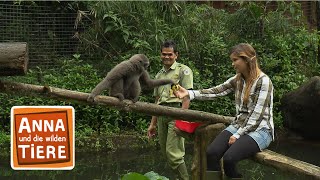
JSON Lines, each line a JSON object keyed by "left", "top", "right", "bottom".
{"left": 175, "top": 127, "right": 320, "bottom": 180}
{"left": 254, "top": 149, "right": 320, "bottom": 179}
{"left": 0, "top": 80, "right": 234, "bottom": 124}
{"left": 0, "top": 42, "right": 29, "bottom": 76}
{"left": 1, "top": 80, "right": 319, "bottom": 179}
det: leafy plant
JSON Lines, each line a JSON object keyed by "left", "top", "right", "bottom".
{"left": 122, "top": 171, "right": 169, "bottom": 180}
{"left": 0, "top": 1, "right": 319, "bottom": 136}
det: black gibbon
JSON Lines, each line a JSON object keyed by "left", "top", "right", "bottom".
{"left": 87, "top": 54, "right": 174, "bottom": 102}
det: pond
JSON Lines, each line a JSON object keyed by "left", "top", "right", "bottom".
{"left": 0, "top": 138, "right": 319, "bottom": 180}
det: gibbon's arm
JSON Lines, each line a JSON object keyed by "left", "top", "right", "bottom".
{"left": 88, "top": 76, "right": 110, "bottom": 99}
{"left": 139, "top": 70, "right": 174, "bottom": 89}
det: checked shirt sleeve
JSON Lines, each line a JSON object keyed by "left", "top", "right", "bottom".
{"left": 188, "top": 75, "right": 236, "bottom": 100}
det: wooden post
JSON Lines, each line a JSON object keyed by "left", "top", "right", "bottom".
{"left": 192, "top": 123, "right": 226, "bottom": 180}
{"left": 0, "top": 42, "right": 29, "bottom": 76}
{"left": 174, "top": 123, "right": 226, "bottom": 180}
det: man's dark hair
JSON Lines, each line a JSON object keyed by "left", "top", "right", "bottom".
{"left": 161, "top": 40, "right": 178, "bottom": 53}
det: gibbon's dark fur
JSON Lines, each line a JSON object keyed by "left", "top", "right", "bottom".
{"left": 87, "top": 54, "right": 174, "bottom": 102}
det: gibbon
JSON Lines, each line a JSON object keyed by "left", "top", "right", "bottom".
{"left": 87, "top": 54, "right": 174, "bottom": 102}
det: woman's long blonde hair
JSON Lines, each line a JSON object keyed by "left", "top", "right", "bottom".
{"left": 230, "top": 43, "right": 261, "bottom": 104}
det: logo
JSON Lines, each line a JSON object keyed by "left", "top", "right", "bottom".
{"left": 11, "top": 106, "right": 75, "bottom": 170}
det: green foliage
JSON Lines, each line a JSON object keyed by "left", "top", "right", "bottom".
{"left": 122, "top": 171, "right": 169, "bottom": 180}
{"left": 73, "top": 1, "right": 319, "bottom": 129}
{"left": 122, "top": 172, "right": 149, "bottom": 180}
{"left": 0, "top": 56, "right": 150, "bottom": 136}
{"left": 0, "top": 131, "right": 10, "bottom": 156}
{"left": 0, "top": 1, "right": 319, "bottom": 135}
{"left": 144, "top": 171, "right": 169, "bottom": 180}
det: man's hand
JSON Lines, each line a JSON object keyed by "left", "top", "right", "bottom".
{"left": 228, "top": 135, "right": 237, "bottom": 145}
{"left": 147, "top": 124, "right": 157, "bottom": 139}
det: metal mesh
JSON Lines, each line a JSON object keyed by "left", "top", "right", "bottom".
{"left": 0, "top": 2, "right": 317, "bottom": 69}
{"left": 0, "top": 3, "right": 79, "bottom": 68}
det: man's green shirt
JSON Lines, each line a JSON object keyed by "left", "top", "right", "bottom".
{"left": 154, "top": 61, "right": 193, "bottom": 104}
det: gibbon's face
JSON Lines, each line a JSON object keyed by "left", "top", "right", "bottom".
{"left": 142, "top": 58, "right": 150, "bottom": 70}
{"left": 230, "top": 52, "right": 248, "bottom": 74}
{"left": 161, "top": 47, "right": 177, "bottom": 69}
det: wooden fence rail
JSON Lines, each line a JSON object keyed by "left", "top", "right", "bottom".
{"left": 0, "top": 80, "right": 319, "bottom": 179}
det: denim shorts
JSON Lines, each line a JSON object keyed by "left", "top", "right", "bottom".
{"left": 225, "top": 125, "right": 272, "bottom": 151}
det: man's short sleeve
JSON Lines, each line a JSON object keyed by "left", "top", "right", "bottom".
{"left": 180, "top": 66, "right": 193, "bottom": 90}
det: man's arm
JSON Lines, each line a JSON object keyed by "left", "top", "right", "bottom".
{"left": 151, "top": 96, "right": 160, "bottom": 124}
{"left": 148, "top": 96, "right": 159, "bottom": 138}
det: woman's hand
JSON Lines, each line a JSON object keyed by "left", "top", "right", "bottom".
{"left": 228, "top": 136, "right": 237, "bottom": 145}
{"left": 173, "top": 85, "right": 189, "bottom": 99}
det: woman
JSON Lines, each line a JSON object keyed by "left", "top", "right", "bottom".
{"left": 174, "top": 43, "right": 274, "bottom": 180}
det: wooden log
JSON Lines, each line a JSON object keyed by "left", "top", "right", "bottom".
{"left": 0, "top": 42, "right": 29, "bottom": 76}
{"left": 176, "top": 124, "right": 320, "bottom": 180}
{"left": 254, "top": 149, "right": 320, "bottom": 179}
{"left": 1, "top": 80, "right": 320, "bottom": 179}
{"left": 0, "top": 80, "right": 234, "bottom": 124}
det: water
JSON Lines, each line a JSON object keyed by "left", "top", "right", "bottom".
{"left": 0, "top": 139, "right": 319, "bottom": 180}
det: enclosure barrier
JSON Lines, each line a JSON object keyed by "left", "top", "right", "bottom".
{"left": 0, "top": 42, "right": 319, "bottom": 179}
{"left": 0, "top": 80, "right": 319, "bottom": 179}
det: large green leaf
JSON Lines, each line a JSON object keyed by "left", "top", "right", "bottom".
{"left": 122, "top": 172, "right": 149, "bottom": 180}
{"left": 144, "top": 171, "right": 169, "bottom": 180}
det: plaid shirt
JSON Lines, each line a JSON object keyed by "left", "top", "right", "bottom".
{"left": 188, "top": 72, "right": 274, "bottom": 140}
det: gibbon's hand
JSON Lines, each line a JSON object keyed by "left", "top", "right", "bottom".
{"left": 228, "top": 136, "right": 237, "bottom": 145}
{"left": 173, "top": 85, "right": 190, "bottom": 99}
{"left": 147, "top": 124, "right": 157, "bottom": 139}
{"left": 87, "top": 94, "right": 95, "bottom": 103}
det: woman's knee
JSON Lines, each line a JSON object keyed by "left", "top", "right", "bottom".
{"left": 206, "top": 139, "right": 228, "bottom": 158}
{"left": 223, "top": 152, "right": 237, "bottom": 165}
{"left": 206, "top": 145, "right": 219, "bottom": 159}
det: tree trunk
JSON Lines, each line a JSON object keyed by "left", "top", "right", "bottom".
{"left": 0, "top": 42, "right": 29, "bottom": 76}
{"left": 0, "top": 80, "right": 234, "bottom": 124}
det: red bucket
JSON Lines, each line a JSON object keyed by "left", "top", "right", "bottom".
{"left": 175, "top": 120, "right": 202, "bottom": 133}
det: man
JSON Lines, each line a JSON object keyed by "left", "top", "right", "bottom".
{"left": 147, "top": 40, "right": 193, "bottom": 180}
